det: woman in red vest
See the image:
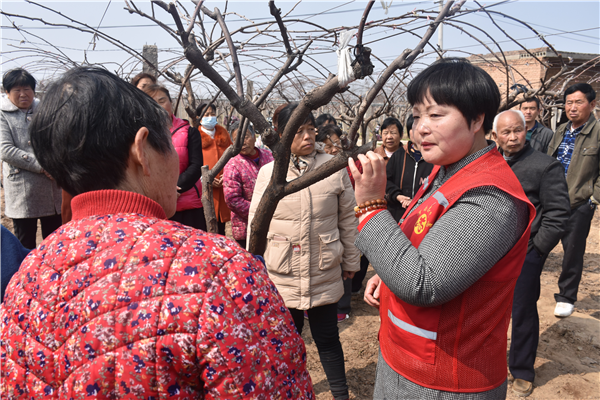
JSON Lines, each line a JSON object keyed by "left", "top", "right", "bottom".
{"left": 348, "top": 58, "right": 535, "bottom": 399}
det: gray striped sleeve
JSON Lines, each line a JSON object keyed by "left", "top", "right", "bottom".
{"left": 355, "top": 186, "right": 529, "bottom": 307}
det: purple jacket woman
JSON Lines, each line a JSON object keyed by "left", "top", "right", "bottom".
{"left": 223, "top": 123, "right": 273, "bottom": 248}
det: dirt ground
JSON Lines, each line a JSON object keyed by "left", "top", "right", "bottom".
{"left": 2, "top": 190, "right": 598, "bottom": 399}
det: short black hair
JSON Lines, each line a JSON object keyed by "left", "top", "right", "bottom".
{"left": 564, "top": 83, "right": 596, "bottom": 103}
{"left": 520, "top": 97, "right": 541, "bottom": 109}
{"left": 131, "top": 72, "right": 157, "bottom": 88}
{"left": 406, "top": 114, "right": 414, "bottom": 132}
{"left": 381, "top": 117, "right": 403, "bottom": 138}
{"left": 30, "top": 66, "right": 172, "bottom": 196}
{"left": 196, "top": 103, "right": 217, "bottom": 118}
{"left": 407, "top": 58, "right": 500, "bottom": 133}
{"left": 315, "top": 113, "right": 336, "bottom": 127}
{"left": 277, "top": 103, "right": 316, "bottom": 135}
{"left": 3, "top": 68, "right": 36, "bottom": 93}
{"left": 316, "top": 124, "right": 342, "bottom": 142}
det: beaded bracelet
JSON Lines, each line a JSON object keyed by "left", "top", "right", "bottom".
{"left": 354, "top": 199, "right": 387, "bottom": 218}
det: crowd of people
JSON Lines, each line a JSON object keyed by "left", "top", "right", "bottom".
{"left": 0, "top": 57, "right": 597, "bottom": 399}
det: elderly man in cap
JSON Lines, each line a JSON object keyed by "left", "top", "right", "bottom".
{"left": 493, "top": 109, "right": 571, "bottom": 397}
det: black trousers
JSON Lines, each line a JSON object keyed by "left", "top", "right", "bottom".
{"left": 12, "top": 214, "right": 62, "bottom": 250}
{"left": 170, "top": 208, "right": 207, "bottom": 231}
{"left": 170, "top": 208, "right": 227, "bottom": 236}
{"left": 351, "top": 255, "right": 370, "bottom": 293}
{"left": 235, "top": 239, "right": 246, "bottom": 250}
{"left": 339, "top": 254, "right": 372, "bottom": 314}
{"left": 337, "top": 275, "right": 352, "bottom": 314}
{"left": 555, "top": 202, "right": 596, "bottom": 304}
{"left": 289, "top": 303, "right": 348, "bottom": 400}
{"left": 215, "top": 220, "right": 226, "bottom": 236}
{"left": 509, "top": 249, "right": 545, "bottom": 382}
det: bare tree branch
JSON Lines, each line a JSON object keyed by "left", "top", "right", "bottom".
{"left": 269, "top": 1, "right": 292, "bottom": 55}
{"left": 347, "top": 0, "right": 459, "bottom": 144}
{"left": 186, "top": 0, "right": 204, "bottom": 36}
{"left": 356, "top": 0, "right": 375, "bottom": 47}
{"left": 212, "top": 8, "right": 244, "bottom": 98}
{"left": 172, "top": 64, "right": 196, "bottom": 115}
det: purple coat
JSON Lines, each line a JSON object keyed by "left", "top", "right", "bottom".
{"left": 223, "top": 148, "right": 273, "bottom": 240}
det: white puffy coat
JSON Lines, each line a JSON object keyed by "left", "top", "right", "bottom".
{"left": 248, "top": 151, "right": 360, "bottom": 310}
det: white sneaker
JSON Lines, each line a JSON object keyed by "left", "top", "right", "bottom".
{"left": 554, "top": 302, "right": 574, "bottom": 318}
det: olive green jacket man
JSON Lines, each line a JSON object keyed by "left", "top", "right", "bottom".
{"left": 547, "top": 113, "right": 600, "bottom": 209}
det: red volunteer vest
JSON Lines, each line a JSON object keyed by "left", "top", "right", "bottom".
{"left": 379, "top": 148, "right": 535, "bottom": 392}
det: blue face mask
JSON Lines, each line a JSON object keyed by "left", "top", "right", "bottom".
{"left": 201, "top": 116, "right": 217, "bottom": 129}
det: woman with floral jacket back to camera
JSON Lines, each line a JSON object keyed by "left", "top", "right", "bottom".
{"left": 0, "top": 67, "right": 314, "bottom": 399}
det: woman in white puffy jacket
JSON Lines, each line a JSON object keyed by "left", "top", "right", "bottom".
{"left": 248, "top": 103, "right": 360, "bottom": 400}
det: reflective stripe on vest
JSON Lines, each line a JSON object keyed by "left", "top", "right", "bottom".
{"left": 422, "top": 176, "right": 429, "bottom": 191}
{"left": 388, "top": 310, "right": 437, "bottom": 340}
{"left": 432, "top": 191, "right": 448, "bottom": 208}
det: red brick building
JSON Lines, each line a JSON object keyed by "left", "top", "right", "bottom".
{"left": 468, "top": 47, "right": 600, "bottom": 99}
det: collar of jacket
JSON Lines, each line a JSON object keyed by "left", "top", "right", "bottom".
{"left": 0, "top": 94, "right": 39, "bottom": 113}
{"left": 288, "top": 148, "right": 326, "bottom": 177}
{"left": 575, "top": 113, "right": 598, "bottom": 136}
{"left": 558, "top": 113, "right": 598, "bottom": 136}
{"left": 239, "top": 147, "right": 263, "bottom": 161}
{"left": 527, "top": 121, "right": 539, "bottom": 133}
{"left": 71, "top": 189, "right": 167, "bottom": 221}
{"left": 200, "top": 125, "right": 231, "bottom": 149}
{"left": 406, "top": 141, "right": 423, "bottom": 161}
{"left": 499, "top": 142, "right": 531, "bottom": 166}
{"left": 374, "top": 145, "right": 390, "bottom": 160}
{"left": 171, "top": 114, "right": 189, "bottom": 135}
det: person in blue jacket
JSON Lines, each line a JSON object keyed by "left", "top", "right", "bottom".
{"left": 1, "top": 224, "right": 30, "bottom": 302}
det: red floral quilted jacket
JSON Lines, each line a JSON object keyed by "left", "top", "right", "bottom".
{"left": 0, "top": 190, "right": 314, "bottom": 399}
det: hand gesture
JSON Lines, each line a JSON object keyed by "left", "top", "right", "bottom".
{"left": 397, "top": 195, "right": 412, "bottom": 208}
{"left": 342, "top": 270, "right": 355, "bottom": 280}
{"left": 364, "top": 274, "right": 382, "bottom": 309}
{"left": 212, "top": 175, "right": 223, "bottom": 188}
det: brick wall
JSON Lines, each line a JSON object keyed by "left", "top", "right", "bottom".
{"left": 474, "top": 59, "right": 546, "bottom": 99}
{"left": 469, "top": 48, "right": 600, "bottom": 99}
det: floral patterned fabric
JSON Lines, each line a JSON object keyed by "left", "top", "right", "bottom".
{"left": 0, "top": 189, "right": 313, "bottom": 399}
{"left": 223, "top": 148, "right": 274, "bottom": 241}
